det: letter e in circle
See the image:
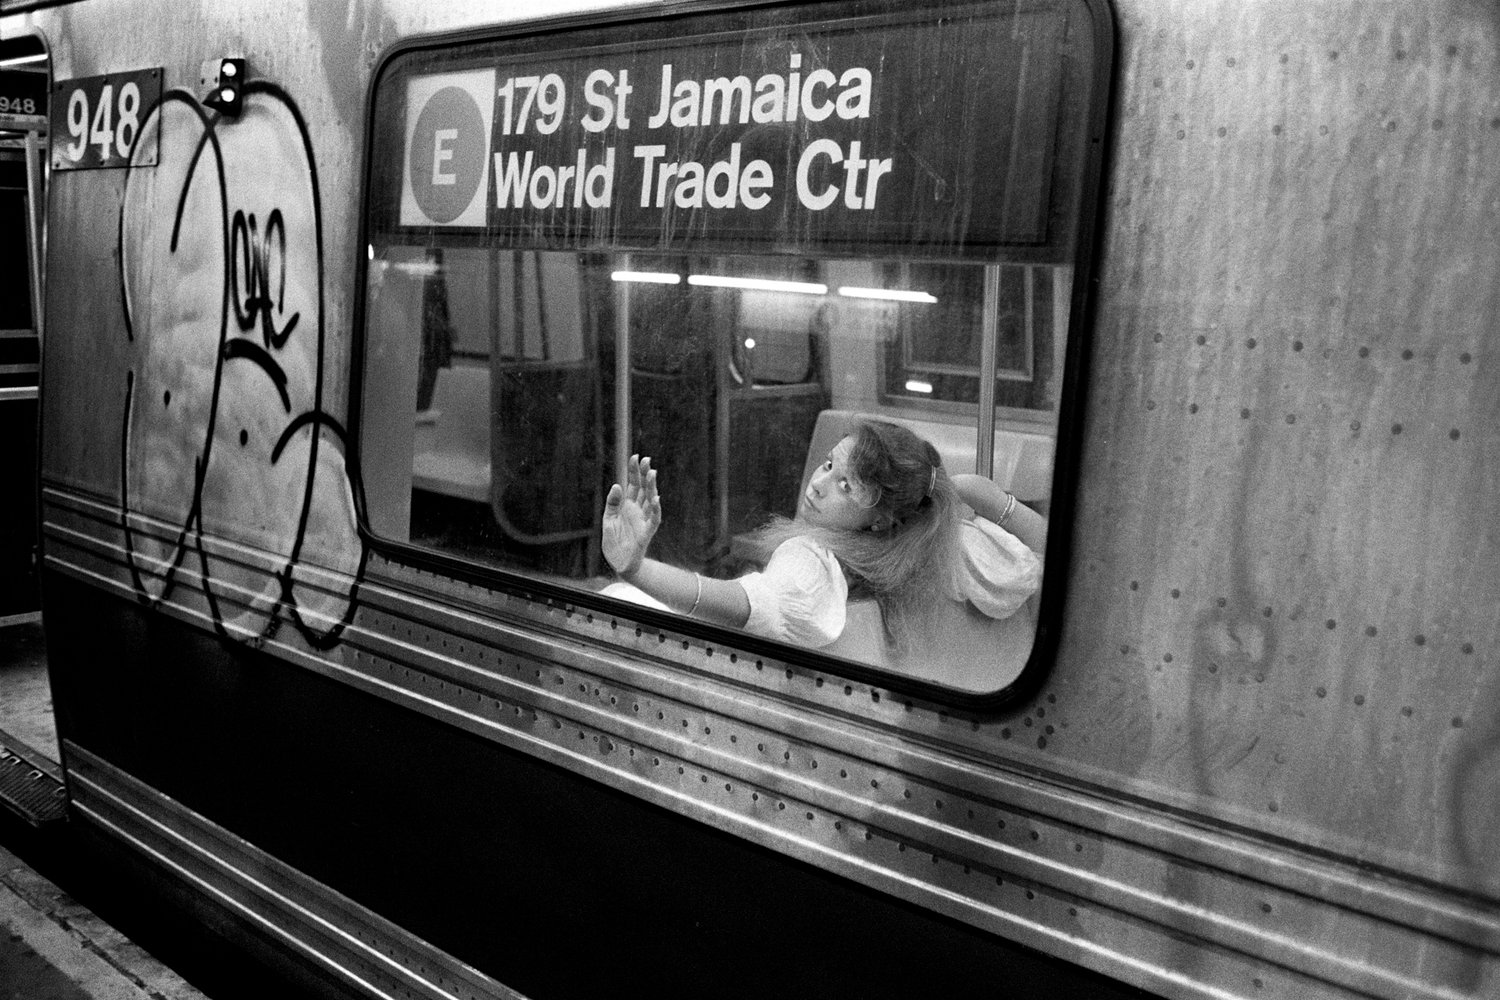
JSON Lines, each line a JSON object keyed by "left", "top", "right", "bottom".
{"left": 407, "top": 86, "right": 487, "bottom": 224}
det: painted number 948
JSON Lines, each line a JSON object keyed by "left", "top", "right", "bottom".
{"left": 64, "top": 81, "right": 143, "bottom": 161}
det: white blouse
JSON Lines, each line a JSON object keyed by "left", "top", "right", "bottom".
{"left": 739, "top": 518, "right": 1042, "bottom": 647}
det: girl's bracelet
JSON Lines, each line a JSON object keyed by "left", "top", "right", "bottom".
{"left": 997, "top": 491, "right": 1017, "bottom": 528}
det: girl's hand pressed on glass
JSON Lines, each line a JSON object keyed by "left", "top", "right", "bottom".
{"left": 602, "top": 455, "right": 661, "bottom": 578}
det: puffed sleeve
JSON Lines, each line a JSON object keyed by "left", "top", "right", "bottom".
{"left": 739, "top": 537, "right": 847, "bottom": 647}
{"left": 950, "top": 518, "right": 1043, "bottom": 620}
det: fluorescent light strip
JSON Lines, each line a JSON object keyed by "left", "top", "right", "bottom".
{"left": 0, "top": 53, "right": 47, "bottom": 68}
{"left": 838, "top": 286, "right": 937, "bottom": 303}
{"left": 611, "top": 271, "right": 681, "bottom": 284}
{"left": 687, "top": 275, "right": 827, "bottom": 295}
{"left": 904, "top": 380, "right": 934, "bottom": 394}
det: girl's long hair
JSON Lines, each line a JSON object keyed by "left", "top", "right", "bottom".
{"left": 755, "top": 420, "right": 960, "bottom": 648}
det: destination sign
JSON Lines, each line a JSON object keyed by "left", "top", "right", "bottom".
{"left": 391, "top": 4, "right": 1066, "bottom": 253}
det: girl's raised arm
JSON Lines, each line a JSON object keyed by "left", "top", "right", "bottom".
{"left": 601, "top": 455, "right": 751, "bottom": 628}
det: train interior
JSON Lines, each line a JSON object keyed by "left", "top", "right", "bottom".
{"left": 360, "top": 248, "right": 1069, "bottom": 688}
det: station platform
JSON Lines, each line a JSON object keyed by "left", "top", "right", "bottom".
{"left": 0, "top": 614, "right": 209, "bottom": 1000}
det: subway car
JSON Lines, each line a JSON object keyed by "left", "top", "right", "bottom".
{"left": 2, "top": 0, "right": 1496, "bottom": 996}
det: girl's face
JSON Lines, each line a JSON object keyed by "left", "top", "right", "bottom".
{"left": 800, "top": 436, "right": 881, "bottom": 531}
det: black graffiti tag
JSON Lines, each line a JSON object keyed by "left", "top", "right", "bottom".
{"left": 230, "top": 207, "right": 299, "bottom": 349}
{"left": 117, "top": 83, "right": 364, "bottom": 651}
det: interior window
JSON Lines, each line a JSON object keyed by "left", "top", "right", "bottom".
{"left": 359, "top": 0, "right": 1109, "bottom": 696}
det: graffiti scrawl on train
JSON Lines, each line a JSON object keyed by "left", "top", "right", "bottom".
{"left": 117, "top": 81, "right": 364, "bottom": 648}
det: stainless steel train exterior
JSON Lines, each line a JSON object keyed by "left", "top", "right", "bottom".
{"left": 3, "top": 0, "right": 1497, "bottom": 997}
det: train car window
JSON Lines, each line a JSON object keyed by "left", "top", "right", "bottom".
{"left": 881, "top": 263, "right": 1064, "bottom": 420}
{"left": 359, "top": 0, "right": 1110, "bottom": 698}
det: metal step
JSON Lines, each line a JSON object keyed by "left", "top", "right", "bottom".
{"left": 0, "top": 736, "right": 67, "bottom": 826}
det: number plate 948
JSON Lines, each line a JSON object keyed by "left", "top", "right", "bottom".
{"left": 51, "top": 68, "right": 162, "bottom": 170}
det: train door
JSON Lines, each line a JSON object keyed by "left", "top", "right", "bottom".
{"left": 0, "top": 34, "right": 46, "bottom": 619}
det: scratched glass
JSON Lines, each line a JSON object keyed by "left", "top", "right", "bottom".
{"left": 358, "top": 0, "right": 1106, "bottom": 695}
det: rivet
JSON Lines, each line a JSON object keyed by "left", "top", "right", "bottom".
{"left": 1241, "top": 408, "right": 1251, "bottom": 419}
{"left": 1246, "top": 337, "right": 1257, "bottom": 349}
{"left": 1292, "top": 340, "right": 1303, "bottom": 351}
{"left": 1325, "top": 619, "right": 1336, "bottom": 630}
{"left": 1392, "top": 423, "right": 1403, "bottom": 435}
{"left": 1354, "top": 694, "right": 1365, "bottom": 706}
{"left": 1415, "top": 634, "right": 1427, "bottom": 646}
{"left": 1196, "top": 334, "right": 1207, "bottom": 345}
{"left": 1460, "top": 352, "right": 1472, "bottom": 363}
{"left": 1271, "top": 124, "right": 1283, "bottom": 136}
{"left": 1452, "top": 717, "right": 1464, "bottom": 728}
{"left": 1358, "top": 346, "right": 1370, "bottom": 358}
{"left": 1401, "top": 349, "right": 1414, "bottom": 360}
{"left": 1315, "top": 687, "right": 1326, "bottom": 698}
{"left": 1450, "top": 429, "right": 1461, "bottom": 441}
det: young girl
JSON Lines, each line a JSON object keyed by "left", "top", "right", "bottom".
{"left": 600, "top": 420, "right": 1045, "bottom": 649}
